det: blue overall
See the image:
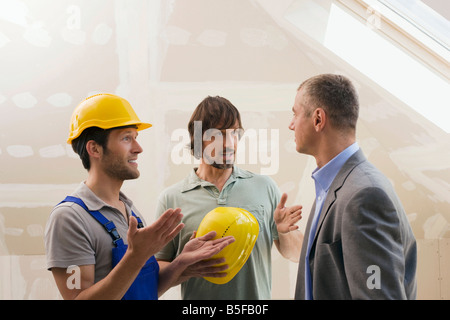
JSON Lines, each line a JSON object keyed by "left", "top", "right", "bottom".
{"left": 59, "top": 196, "right": 159, "bottom": 300}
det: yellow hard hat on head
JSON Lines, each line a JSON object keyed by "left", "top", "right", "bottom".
{"left": 195, "top": 207, "right": 259, "bottom": 284}
{"left": 67, "top": 93, "right": 152, "bottom": 144}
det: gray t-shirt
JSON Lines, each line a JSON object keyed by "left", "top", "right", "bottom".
{"left": 155, "top": 166, "right": 281, "bottom": 300}
{"left": 44, "top": 182, "right": 145, "bottom": 283}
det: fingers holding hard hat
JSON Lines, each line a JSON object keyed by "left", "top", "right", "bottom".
{"left": 182, "top": 257, "right": 229, "bottom": 279}
{"left": 195, "top": 207, "right": 259, "bottom": 284}
{"left": 177, "top": 230, "right": 235, "bottom": 281}
{"left": 209, "top": 235, "right": 235, "bottom": 253}
{"left": 195, "top": 260, "right": 230, "bottom": 278}
{"left": 195, "top": 230, "right": 217, "bottom": 241}
{"left": 191, "top": 230, "right": 235, "bottom": 256}
{"left": 188, "top": 230, "right": 235, "bottom": 254}
{"left": 182, "top": 232, "right": 233, "bottom": 262}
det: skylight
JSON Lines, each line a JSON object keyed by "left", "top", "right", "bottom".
{"left": 378, "top": 0, "right": 449, "bottom": 53}
{"left": 324, "top": 3, "right": 450, "bottom": 133}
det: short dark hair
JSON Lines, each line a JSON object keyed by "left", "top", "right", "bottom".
{"left": 71, "top": 127, "right": 110, "bottom": 170}
{"left": 188, "top": 96, "right": 243, "bottom": 158}
{"left": 298, "top": 74, "right": 359, "bottom": 131}
{"left": 71, "top": 125, "right": 138, "bottom": 170}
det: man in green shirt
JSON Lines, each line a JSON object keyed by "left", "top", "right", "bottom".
{"left": 156, "top": 96, "right": 303, "bottom": 299}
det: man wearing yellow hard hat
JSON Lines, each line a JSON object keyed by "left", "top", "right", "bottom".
{"left": 156, "top": 96, "right": 303, "bottom": 299}
{"left": 44, "top": 93, "right": 234, "bottom": 300}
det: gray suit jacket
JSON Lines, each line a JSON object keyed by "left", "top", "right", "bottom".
{"left": 295, "top": 149, "right": 417, "bottom": 299}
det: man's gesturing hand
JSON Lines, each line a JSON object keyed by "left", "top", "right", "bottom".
{"left": 127, "top": 208, "right": 184, "bottom": 266}
{"left": 274, "top": 193, "right": 302, "bottom": 234}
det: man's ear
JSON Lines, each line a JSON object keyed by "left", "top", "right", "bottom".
{"left": 313, "top": 108, "right": 326, "bottom": 132}
{"left": 85, "top": 140, "right": 102, "bottom": 159}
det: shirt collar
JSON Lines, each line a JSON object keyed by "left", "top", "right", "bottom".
{"left": 75, "top": 182, "right": 134, "bottom": 212}
{"left": 312, "top": 142, "right": 359, "bottom": 193}
{"left": 181, "top": 165, "right": 253, "bottom": 193}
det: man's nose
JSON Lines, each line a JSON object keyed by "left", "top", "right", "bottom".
{"left": 289, "top": 119, "right": 294, "bottom": 131}
{"left": 224, "top": 132, "right": 236, "bottom": 148}
{"left": 133, "top": 140, "right": 143, "bottom": 153}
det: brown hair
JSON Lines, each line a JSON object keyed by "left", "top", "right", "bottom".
{"left": 298, "top": 74, "right": 359, "bottom": 131}
{"left": 188, "top": 96, "right": 243, "bottom": 158}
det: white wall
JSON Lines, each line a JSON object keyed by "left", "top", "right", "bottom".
{"left": 0, "top": 0, "right": 449, "bottom": 299}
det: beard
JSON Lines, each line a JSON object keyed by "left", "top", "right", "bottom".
{"left": 210, "top": 162, "right": 234, "bottom": 170}
{"left": 202, "top": 147, "right": 235, "bottom": 170}
{"left": 101, "top": 150, "right": 140, "bottom": 181}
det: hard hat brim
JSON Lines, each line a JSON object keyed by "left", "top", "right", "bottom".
{"left": 67, "top": 121, "right": 152, "bottom": 144}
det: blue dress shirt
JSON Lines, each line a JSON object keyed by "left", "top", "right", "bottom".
{"left": 305, "top": 142, "right": 360, "bottom": 300}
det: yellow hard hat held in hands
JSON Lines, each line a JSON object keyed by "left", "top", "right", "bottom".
{"left": 195, "top": 207, "right": 260, "bottom": 284}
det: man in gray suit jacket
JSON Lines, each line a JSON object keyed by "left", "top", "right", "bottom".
{"left": 288, "top": 74, "right": 417, "bottom": 299}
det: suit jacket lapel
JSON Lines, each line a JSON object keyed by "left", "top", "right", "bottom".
{"left": 312, "top": 149, "right": 367, "bottom": 242}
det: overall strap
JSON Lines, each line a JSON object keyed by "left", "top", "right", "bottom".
{"left": 133, "top": 213, "right": 144, "bottom": 228}
{"left": 59, "top": 196, "right": 127, "bottom": 247}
